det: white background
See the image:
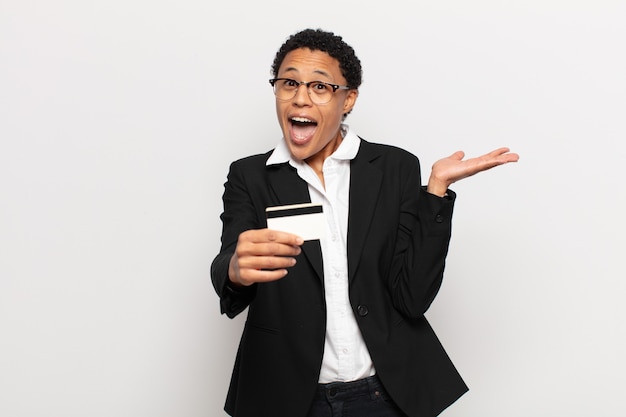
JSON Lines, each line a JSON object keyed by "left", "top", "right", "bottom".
{"left": 1, "top": 1, "right": 625, "bottom": 416}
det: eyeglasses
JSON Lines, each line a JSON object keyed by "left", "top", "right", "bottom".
{"left": 269, "top": 78, "right": 351, "bottom": 104}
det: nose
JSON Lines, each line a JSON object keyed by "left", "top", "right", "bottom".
{"left": 292, "top": 83, "right": 313, "bottom": 106}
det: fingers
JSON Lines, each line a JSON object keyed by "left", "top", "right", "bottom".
{"left": 236, "top": 260, "right": 295, "bottom": 286}
{"left": 237, "top": 253, "right": 298, "bottom": 271}
{"left": 479, "top": 148, "right": 520, "bottom": 169}
{"left": 449, "top": 150, "right": 465, "bottom": 161}
{"left": 486, "top": 147, "right": 519, "bottom": 162}
{"left": 488, "top": 147, "right": 511, "bottom": 155}
{"left": 237, "top": 229, "right": 303, "bottom": 259}
{"left": 241, "top": 228, "right": 304, "bottom": 247}
{"left": 430, "top": 146, "right": 519, "bottom": 189}
{"left": 229, "top": 228, "right": 304, "bottom": 286}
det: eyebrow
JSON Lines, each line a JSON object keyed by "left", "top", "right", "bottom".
{"left": 281, "top": 67, "right": 333, "bottom": 80}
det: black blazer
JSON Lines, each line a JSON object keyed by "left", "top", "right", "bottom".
{"left": 211, "top": 139, "right": 468, "bottom": 417}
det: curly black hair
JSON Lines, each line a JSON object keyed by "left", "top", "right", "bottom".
{"left": 271, "top": 29, "right": 362, "bottom": 89}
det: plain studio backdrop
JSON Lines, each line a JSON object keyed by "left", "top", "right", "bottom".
{"left": 1, "top": 1, "right": 625, "bottom": 416}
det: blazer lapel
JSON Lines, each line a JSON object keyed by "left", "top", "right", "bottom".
{"left": 267, "top": 163, "right": 324, "bottom": 283}
{"left": 347, "top": 142, "right": 383, "bottom": 283}
{"left": 267, "top": 163, "right": 310, "bottom": 205}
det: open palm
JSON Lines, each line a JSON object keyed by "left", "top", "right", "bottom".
{"left": 427, "top": 147, "right": 519, "bottom": 196}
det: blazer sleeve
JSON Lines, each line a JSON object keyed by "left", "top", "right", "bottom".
{"left": 387, "top": 154, "right": 456, "bottom": 319}
{"left": 210, "top": 158, "right": 264, "bottom": 318}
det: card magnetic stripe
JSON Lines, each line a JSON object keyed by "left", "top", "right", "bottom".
{"left": 266, "top": 205, "right": 323, "bottom": 219}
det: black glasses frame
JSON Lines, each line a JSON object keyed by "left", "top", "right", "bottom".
{"left": 269, "top": 78, "right": 351, "bottom": 94}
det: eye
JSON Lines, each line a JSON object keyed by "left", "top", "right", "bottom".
{"left": 311, "top": 82, "right": 330, "bottom": 92}
{"left": 283, "top": 79, "right": 299, "bottom": 89}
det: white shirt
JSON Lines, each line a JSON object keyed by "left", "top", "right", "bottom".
{"left": 267, "top": 125, "right": 376, "bottom": 383}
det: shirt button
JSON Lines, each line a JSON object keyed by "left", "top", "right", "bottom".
{"left": 357, "top": 305, "right": 369, "bottom": 317}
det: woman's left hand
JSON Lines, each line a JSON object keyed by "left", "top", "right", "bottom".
{"left": 427, "top": 147, "right": 519, "bottom": 196}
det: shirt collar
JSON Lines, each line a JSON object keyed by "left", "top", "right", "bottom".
{"left": 266, "top": 124, "right": 360, "bottom": 166}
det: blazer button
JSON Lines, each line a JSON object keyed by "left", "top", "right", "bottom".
{"left": 357, "top": 305, "right": 369, "bottom": 317}
{"left": 435, "top": 214, "right": 444, "bottom": 223}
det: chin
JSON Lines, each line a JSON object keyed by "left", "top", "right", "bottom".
{"left": 288, "top": 148, "right": 310, "bottom": 162}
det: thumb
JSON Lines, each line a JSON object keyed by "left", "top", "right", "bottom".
{"left": 449, "top": 150, "right": 465, "bottom": 161}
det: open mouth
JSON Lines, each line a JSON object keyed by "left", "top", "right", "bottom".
{"left": 291, "top": 116, "right": 317, "bottom": 126}
{"left": 290, "top": 117, "right": 317, "bottom": 142}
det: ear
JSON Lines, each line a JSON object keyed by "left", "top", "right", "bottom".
{"left": 342, "top": 89, "right": 359, "bottom": 114}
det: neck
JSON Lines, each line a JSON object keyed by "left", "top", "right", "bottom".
{"left": 305, "top": 131, "right": 343, "bottom": 188}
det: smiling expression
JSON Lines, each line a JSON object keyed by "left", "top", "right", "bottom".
{"left": 274, "top": 48, "right": 358, "bottom": 173}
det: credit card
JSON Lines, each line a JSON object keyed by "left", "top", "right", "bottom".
{"left": 266, "top": 202, "right": 325, "bottom": 241}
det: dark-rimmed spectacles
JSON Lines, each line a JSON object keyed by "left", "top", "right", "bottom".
{"left": 269, "top": 78, "right": 351, "bottom": 104}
